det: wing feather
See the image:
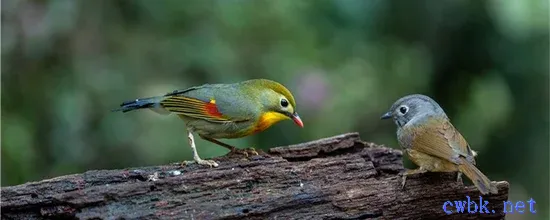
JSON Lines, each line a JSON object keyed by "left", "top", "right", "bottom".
{"left": 160, "top": 96, "right": 229, "bottom": 122}
{"left": 408, "top": 118, "right": 475, "bottom": 165}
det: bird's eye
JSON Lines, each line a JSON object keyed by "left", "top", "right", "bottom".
{"left": 280, "top": 98, "right": 289, "bottom": 107}
{"left": 399, "top": 106, "right": 409, "bottom": 115}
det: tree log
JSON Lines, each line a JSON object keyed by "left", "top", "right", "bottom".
{"left": 1, "top": 133, "right": 509, "bottom": 220}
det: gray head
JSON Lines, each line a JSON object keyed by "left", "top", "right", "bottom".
{"left": 380, "top": 94, "right": 447, "bottom": 128}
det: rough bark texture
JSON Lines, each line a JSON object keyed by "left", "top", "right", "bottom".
{"left": 1, "top": 133, "right": 509, "bottom": 220}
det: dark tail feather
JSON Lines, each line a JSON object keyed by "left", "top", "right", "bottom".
{"left": 112, "top": 97, "right": 158, "bottom": 113}
{"left": 459, "top": 159, "right": 498, "bottom": 195}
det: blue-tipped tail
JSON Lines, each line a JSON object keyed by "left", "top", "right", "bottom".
{"left": 112, "top": 97, "right": 158, "bottom": 113}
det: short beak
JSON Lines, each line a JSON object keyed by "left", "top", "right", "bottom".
{"left": 291, "top": 112, "right": 304, "bottom": 128}
{"left": 380, "top": 112, "right": 392, "bottom": 120}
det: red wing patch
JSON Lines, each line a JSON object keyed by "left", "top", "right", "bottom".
{"left": 160, "top": 96, "right": 228, "bottom": 122}
{"left": 205, "top": 102, "right": 223, "bottom": 117}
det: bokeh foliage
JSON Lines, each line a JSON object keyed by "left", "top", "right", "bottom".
{"left": 2, "top": 0, "right": 548, "bottom": 218}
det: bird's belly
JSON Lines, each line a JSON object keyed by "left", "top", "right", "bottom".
{"left": 406, "top": 149, "right": 458, "bottom": 172}
{"left": 180, "top": 115, "right": 254, "bottom": 139}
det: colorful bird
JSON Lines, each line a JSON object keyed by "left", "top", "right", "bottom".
{"left": 381, "top": 94, "right": 497, "bottom": 195}
{"left": 113, "top": 79, "right": 304, "bottom": 167}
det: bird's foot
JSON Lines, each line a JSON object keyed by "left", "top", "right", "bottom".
{"left": 456, "top": 172, "right": 463, "bottom": 183}
{"left": 180, "top": 160, "right": 194, "bottom": 167}
{"left": 400, "top": 172, "right": 407, "bottom": 190}
{"left": 228, "top": 147, "right": 259, "bottom": 158}
{"left": 400, "top": 168, "right": 427, "bottom": 189}
{"left": 186, "top": 132, "right": 219, "bottom": 168}
{"left": 181, "top": 159, "right": 219, "bottom": 168}
{"left": 197, "top": 159, "right": 219, "bottom": 168}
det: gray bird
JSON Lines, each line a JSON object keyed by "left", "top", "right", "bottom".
{"left": 381, "top": 94, "right": 497, "bottom": 195}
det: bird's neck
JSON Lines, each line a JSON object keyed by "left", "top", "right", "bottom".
{"left": 252, "top": 111, "right": 289, "bottom": 133}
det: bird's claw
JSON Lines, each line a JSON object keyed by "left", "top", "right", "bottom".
{"left": 180, "top": 160, "right": 194, "bottom": 167}
{"left": 229, "top": 147, "right": 259, "bottom": 157}
{"left": 247, "top": 147, "right": 259, "bottom": 156}
{"left": 181, "top": 159, "right": 219, "bottom": 168}
{"left": 400, "top": 171, "right": 408, "bottom": 189}
{"left": 197, "top": 159, "right": 219, "bottom": 168}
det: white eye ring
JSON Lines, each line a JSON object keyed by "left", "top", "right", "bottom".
{"left": 397, "top": 105, "right": 409, "bottom": 116}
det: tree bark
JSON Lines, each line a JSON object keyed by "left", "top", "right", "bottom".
{"left": 1, "top": 133, "right": 509, "bottom": 220}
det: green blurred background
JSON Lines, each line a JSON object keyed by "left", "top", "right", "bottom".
{"left": 2, "top": 0, "right": 548, "bottom": 218}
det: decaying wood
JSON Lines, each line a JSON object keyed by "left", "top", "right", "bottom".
{"left": 1, "top": 133, "right": 509, "bottom": 219}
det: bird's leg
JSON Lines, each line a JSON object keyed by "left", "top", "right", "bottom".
{"left": 456, "top": 172, "right": 463, "bottom": 183}
{"left": 200, "top": 135, "right": 258, "bottom": 157}
{"left": 184, "top": 131, "right": 219, "bottom": 167}
{"left": 401, "top": 167, "right": 427, "bottom": 189}
{"left": 200, "top": 135, "right": 238, "bottom": 151}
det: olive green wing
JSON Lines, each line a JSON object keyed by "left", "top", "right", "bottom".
{"left": 160, "top": 84, "right": 253, "bottom": 123}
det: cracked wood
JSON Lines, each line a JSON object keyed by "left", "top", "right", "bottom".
{"left": 1, "top": 132, "right": 509, "bottom": 219}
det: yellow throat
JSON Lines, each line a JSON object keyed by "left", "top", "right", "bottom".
{"left": 253, "top": 111, "right": 289, "bottom": 133}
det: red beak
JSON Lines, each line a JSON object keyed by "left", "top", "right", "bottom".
{"left": 291, "top": 113, "right": 304, "bottom": 128}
